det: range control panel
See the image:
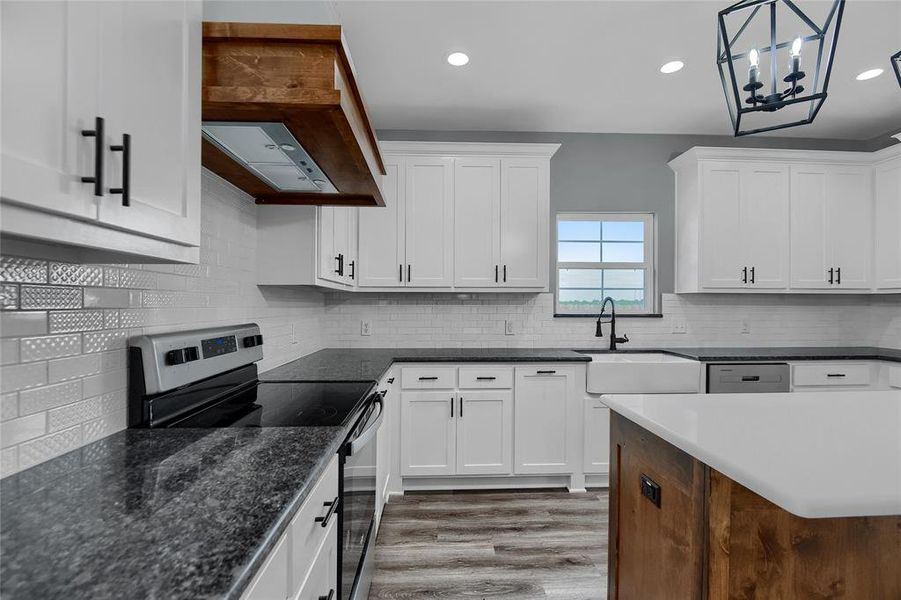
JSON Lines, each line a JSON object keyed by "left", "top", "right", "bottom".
{"left": 130, "top": 324, "right": 263, "bottom": 395}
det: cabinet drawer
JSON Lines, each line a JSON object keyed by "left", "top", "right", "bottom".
{"left": 289, "top": 456, "right": 340, "bottom": 597}
{"left": 793, "top": 363, "right": 871, "bottom": 387}
{"left": 295, "top": 518, "right": 338, "bottom": 600}
{"left": 458, "top": 367, "right": 513, "bottom": 389}
{"left": 888, "top": 364, "right": 901, "bottom": 389}
{"left": 401, "top": 367, "right": 456, "bottom": 389}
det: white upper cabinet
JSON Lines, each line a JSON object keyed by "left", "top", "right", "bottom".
{"left": 0, "top": 0, "right": 201, "bottom": 262}
{"left": 97, "top": 0, "right": 201, "bottom": 247}
{"left": 791, "top": 164, "right": 872, "bottom": 290}
{"left": 874, "top": 151, "right": 901, "bottom": 290}
{"left": 317, "top": 207, "right": 355, "bottom": 287}
{"left": 671, "top": 147, "right": 889, "bottom": 295}
{"left": 454, "top": 158, "right": 501, "bottom": 287}
{"left": 404, "top": 157, "right": 455, "bottom": 287}
{"left": 500, "top": 158, "right": 549, "bottom": 288}
{"left": 358, "top": 159, "right": 406, "bottom": 287}
{"left": 696, "top": 161, "right": 789, "bottom": 290}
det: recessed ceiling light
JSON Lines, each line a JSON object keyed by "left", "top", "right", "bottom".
{"left": 447, "top": 52, "right": 469, "bottom": 67}
{"left": 660, "top": 60, "right": 685, "bottom": 74}
{"left": 856, "top": 68, "right": 883, "bottom": 81}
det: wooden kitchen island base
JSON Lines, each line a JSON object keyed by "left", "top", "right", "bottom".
{"left": 608, "top": 413, "right": 901, "bottom": 599}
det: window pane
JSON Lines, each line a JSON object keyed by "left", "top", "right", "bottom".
{"left": 559, "top": 269, "right": 602, "bottom": 288}
{"left": 602, "top": 242, "right": 644, "bottom": 262}
{"left": 601, "top": 289, "right": 645, "bottom": 310}
{"left": 602, "top": 221, "right": 644, "bottom": 242}
{"left": 558, "top": 220, "right": 600, "bottom": 241}
{"left": 558, "top": 242, "right": 601, "bottom": 262}
{"left": 558, "top": 289, "right": 605, "bottom": 314}
{"left": 603, "top": 269, "right": 644, "bottom": 288}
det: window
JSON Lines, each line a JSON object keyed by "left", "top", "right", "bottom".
{"left": 555, "top": 213, "right": 656, "bottom": 315}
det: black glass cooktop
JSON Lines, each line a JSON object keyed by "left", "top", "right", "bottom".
{"left": 166, "top": 381, "right": 376, "bottom": 428}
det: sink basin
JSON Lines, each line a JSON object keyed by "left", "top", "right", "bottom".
{"left": 582, "top": 352, "right": 701, "bottom": 394}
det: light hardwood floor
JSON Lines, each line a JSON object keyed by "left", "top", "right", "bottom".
{"left": 368, "top": 490, "right": 609, "bottom": 599}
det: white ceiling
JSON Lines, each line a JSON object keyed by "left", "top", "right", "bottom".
{"left": 205, "top": 0, "right": 901, "bottom": 140}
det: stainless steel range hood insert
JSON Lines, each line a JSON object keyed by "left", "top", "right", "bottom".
{"left": 201, "top": 122, "right": 338, "bottom": 193}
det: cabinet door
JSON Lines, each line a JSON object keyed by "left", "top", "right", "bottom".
{"left": 455, "top": 390, "right": 512, "bottom": 475}
{"left": 335, "top": 207, "right": 352, "bottom": 285}
{"left": 741, "top": 163, "right": 789, "bottom": 289}
{"left": 583, "top": 398, "right": 610, "bottom": 475}
{"left": 404, "top": 157, "right": 454, "bottom": 287}
{"left": 317, "top": 207, "right": 341, "bottom": 284}
{"left": 828, "top": 166, "right": 872, "bottom": 289}
{"left": 513, "top": 367, "right": 574, "bottom": 474}
{"left": 1, "top": 1, "right": 99, "bottom": 220}
{"left": 97, "top": 0, "right": 201, "bottom": 246}
{"left": 242, "top": 530, "right": 289, "bottom": 600}
{"left": 400, "top": 391, "right": 456, "bottom": 476}
{"left": 790, "top": 165, "right": 831, "bottom": 289}
{"left": 500, "top": 158, "right": 548, "bottom": 287}
{"left": 359, "top": 159, "right": 405, "bottom": 287}
{"left": 700, "top": 162, "right": 745, "bottom": 288}
{"left": 296, "top": 519, "right": 338, "bottom": 600}
{"left": 454, "top": 158, "right": 500, "bottom": 287}
{"left": 874, "top": 157, "right": 901, "bottom": 289}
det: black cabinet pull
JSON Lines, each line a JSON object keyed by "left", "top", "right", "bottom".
{"left": 741, "top": 375, "right": 760, "bottom": 382}
{"left": 741, "top": 266, "right": 748, "bottom": 284}
{"left": 318, "top": 591, "right": 334, "bottom": 600}
{"left": 826, "top": 373, "right": 846, "bottom": 378}
{"left": 536, "top": 370, "right": 556, "bottom": 375}
{"left": 387, "top": 377, "right": 395, "bottom": 384}
{"left": 749, "top": 266, "right": 755, "bottom": 284}
{"left": 475, "top": 376, "right": 496, "bottom": 381}
{"left": 503, "top": 265, "right": 507, "bottom": 283}
{"left": 81, "top": 116, "right": 104, "bottom": 197}
{"left": 836, "top": 267, "right": 841, "bottom": 285}
{"left": 828, "top": 268, "right": 834, "bottom": 284}
{"left": 407, "top": 264, "right": 411, "bottom": 282}
{"left": 459, "top": 396, "right": 463, "bottom": 417}
{"left": 399, "top": 264, "right": 403, "bottom": 282}
{"left": 495, "top": 265, "right": 499, "bottom": 283}
{"left": 418, "top": 376, "right": 438, "bottom": 381}
{"left": 109, "top": 133, "right": 130, "bottom": 206}
{"left": 349, "top": 260, "right": 355, "bottom": 280}
{"left": 314, "top": 496, "right": 339, "bottom": 527}
{"left": 450, "top": 396, "right": 454, "bottom": 418}
{"left": 335, "top": 254, "right": 344, "bottom": 276}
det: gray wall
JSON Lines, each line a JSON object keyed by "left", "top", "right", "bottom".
{"left": 378, "top": 130, "right": 894, "bottom": 296}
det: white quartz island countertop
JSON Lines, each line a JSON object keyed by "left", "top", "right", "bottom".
{"left": 601, "top": 390, "right": 901, "bottom": 519}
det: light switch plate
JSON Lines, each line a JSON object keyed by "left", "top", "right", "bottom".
{"left": 505, "top": 320, "right": 514, "bottom": 335}
{"left": 361, "top": 319, "right": 372, "bottom": 336}
{"left": 740, "top": 319, "right": 751, "bottom": 334}
{"left": 671, "top": 319, "right": 687, "bottom": 334}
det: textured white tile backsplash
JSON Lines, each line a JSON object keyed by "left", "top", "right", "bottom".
{"left": 0, "top": 172, "right": 326, "bottom": 476}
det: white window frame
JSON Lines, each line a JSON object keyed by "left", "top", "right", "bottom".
{"left": 555, "top": 212, "right": 657, "bottom": 315}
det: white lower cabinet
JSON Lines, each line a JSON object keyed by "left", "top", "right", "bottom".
{"left": 400, "top": 390, "right": 457, "bottom": 476}
{"left": 242, "top": 457, "right": 339, "bottom": 600}
{"left": 455, "top": 390, "right": 513, "bottom": 475}
{"left": 513, "top": 366, "right": 578, "bottom": 475}
{"left": 582, "top": 398, "right": 610, "bottom": 474}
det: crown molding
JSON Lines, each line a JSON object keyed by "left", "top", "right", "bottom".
{"left": 378, "top": 140, "right": 561, "bottom": 159}
{"left": 668, "top": 145, "right": 883, "bottom": 171}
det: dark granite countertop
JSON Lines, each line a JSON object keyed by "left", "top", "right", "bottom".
{"left": 259, "top": 347, "right": 591, "bottom": 382}
{"left": 0, "top": 427, "right": 346, "bottom": 600}
{"left": 654, "top": 346, "right": 901, "bottom": 363}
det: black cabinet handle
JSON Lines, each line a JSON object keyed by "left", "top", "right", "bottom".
{"left": 399, "top": 264, "right": 403, "bottom": 283}
{"left": 459, "top": 396, "right": 463, "bottom": 417}
{"left": 450, "top": 396, "right": 454, "bottom": 418}
{"left": 741, "top": 266, "right": 748, "bottom": 284}
{"left": 495, "top": 265, "right": 499, "bottom": 283}
{"left": 109, "top": 133, "right": 131, "bottom": 206}
{"left": 836, "top": 267, "right": 841, "bottom": 285}
{"left": 335, "top": 254, "right": 344, "bottom": 276}
{"left": 503, "top": 265, "right": 507, "bottom": 283}
{"left": 319, "top": 589, "right": 334, "bottom": 600}
{"left": 475, "top": 376, "right": 496, "bottom": 381}
{"left": 349, "top": 260, "right": 355, "bottom": 280}
{"left": 536, "top": 370, "right": 556, "bottom": 375}
{"left": 387, "top": 377, "right": 395, "bottom": 384}
{"left": 741, "top": 375, "right": 760, "bottom": 382}
{"left": 749, "top": 266, "right": 755, "bottom": 284}
{"left": 407, "top": 264, "right": 411, "bottom": 282}
{"left": 81, "top": 116, "right": 104, "bottom": 197}
{"left": 418, "top": 376, "right": 438, "bottom": 381}
{"left": 828, "top": 268, "right": 834, "bottom": 284}
{"left": 314, "top": 496, "right": 339, "bottom": 527}
{"left": 826, "top": 373, "right": 846, "bottom": 378}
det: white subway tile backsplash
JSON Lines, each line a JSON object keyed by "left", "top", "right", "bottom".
{"left": 19, "top": 334, "right": 82, "bottom": 362}
{"left": 0, "top": 257, "right": 47, "bottom": 284}
{"left": 1, "top": 283, "right": 19, "bottom": 309}
{"left": 1, "top": 393, "right": 18, "bottom": 421}
{"left": 1, "top": 362, "right": 47, "bottom": 394}
{"left": 48, "top": 354, "right": 102, "bottom": 383}
{"left": 47, "top": 398, "right": 102, "bottom": 433}
{"left": 1, "top": 339, "right": 19, "bottom": 365}
{"left": 17, "top": 426, "right": 82, "bottom": 470}
{"left": 81, "top": 370, "right": 125, "bottom": 398}
{"left": 19, "top": 381, "right": 82, "bottom": 415}
{"left": 83, "top": 330, "right": 129, "bottom": 354}
{"left": 1, "top": 311, "right": 48, "bottom": 337}
{"left": 48, "top": 310, "right": 106, "bottom": 333}
{"left": 49, "top": 263, "right": 103, "bottom": 287}
{"left": 20, "top": 285, "right": 82, "bottom": 309}
{"left": 83, "top": 288, "right": 131, "bottom": 309}
{"left": 1, "top": 413, "right": 46, "bottom": 448}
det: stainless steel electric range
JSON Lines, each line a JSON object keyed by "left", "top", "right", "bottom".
{"left": 127, "top": 323, "right": 383, "bottom": 600}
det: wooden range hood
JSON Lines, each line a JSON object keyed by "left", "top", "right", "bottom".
{"left": 201, "top": 22, "right": 386, "bottom": 206}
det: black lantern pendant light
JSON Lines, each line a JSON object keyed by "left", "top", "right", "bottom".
{"left": 892, "top": 50, "right": 901, "bottom": 88}
{"left": 717, "top": 0, "right": 845, "bottom": 136}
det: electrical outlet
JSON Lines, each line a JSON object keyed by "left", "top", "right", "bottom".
{"left": 740, "top": 319, "right": 751, "bottom": 334}
{"left": 361, "top": 319, "right": 372, "bottom": 336}
{"left": 505, "top": 320, "right": 515, "bottom": 336}
{"left": 671, "top": 319, "right": 687, "bottom": 334}
{"left": 291, "top": 323, "right": 297, "bottom": 345}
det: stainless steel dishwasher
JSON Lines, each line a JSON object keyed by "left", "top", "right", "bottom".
{"left": 707, "top": 363, "right": 790, "bottom": 393}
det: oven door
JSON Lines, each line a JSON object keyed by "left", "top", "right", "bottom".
{"left": 340, "top": 391, "right": 384, "bottom": 600}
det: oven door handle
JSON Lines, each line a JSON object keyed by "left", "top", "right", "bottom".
{"left": 347, "top": 393, "right": 385, "bottom": 456}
